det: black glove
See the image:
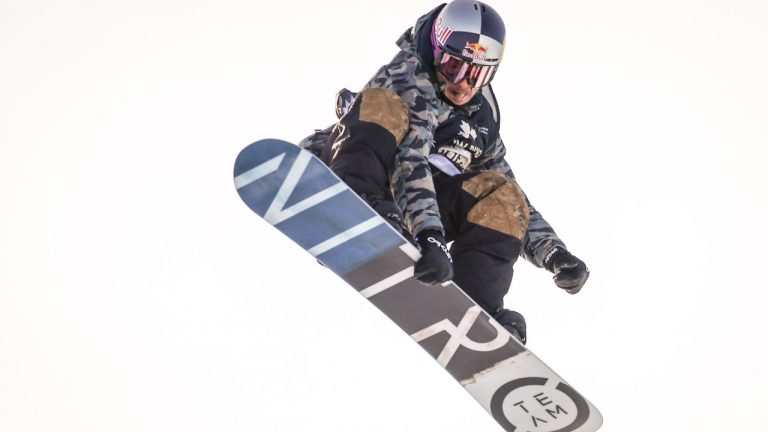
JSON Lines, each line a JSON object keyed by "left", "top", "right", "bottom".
{"left": 369, "top": 199, "right": 404, "bottom": 234}
{"left": 414, "top": 229, "right": 454, "bottom": 285}
{"left": 544, "top": 247, "right": 589, "bottom": 294}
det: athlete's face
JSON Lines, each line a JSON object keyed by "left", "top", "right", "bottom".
{"left": 438, "top": 74, "right": 479, "bottom": 106}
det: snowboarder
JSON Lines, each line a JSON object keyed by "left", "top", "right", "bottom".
{"left": 301, "top": 0, "right": 589, "bottom": 344}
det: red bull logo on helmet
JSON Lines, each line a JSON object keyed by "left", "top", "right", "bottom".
{"left": 462, "top": 42, "right": 488, "bottom": 61}
{"left": 434, "top": 16, "right": 454, "bottom": 45}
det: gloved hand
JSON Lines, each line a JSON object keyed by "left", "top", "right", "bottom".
{"left": 544, "top": 247, "right": 590, "bottom": 294}
{"left": 414, "top": 229, "right": 454, "bottom": 285}
{"left": 369, "top": 199, "right": 404, "bottom": 234}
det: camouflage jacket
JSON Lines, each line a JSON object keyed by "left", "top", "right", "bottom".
{"left": 303, "top": 6, "right": 567, "bottom": 268}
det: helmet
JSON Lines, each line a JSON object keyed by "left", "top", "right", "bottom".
{"left": 431, "top": 0, "right": 506, "bottom": 88}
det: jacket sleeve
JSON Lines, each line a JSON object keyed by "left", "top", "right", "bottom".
{"left": 477, "top": 135, "right": 567, "bottom": 268}
{"left": 365, "top": 51, "right": 443, "bottom": 236}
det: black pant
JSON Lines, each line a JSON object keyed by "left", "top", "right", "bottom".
{"left": 327, "top": 136, "right": 523, "bottom": 315}
{"left": 432, "top": 171, "right": 523, "bottom": 315}
{"left": 320, "top": 88, "right": 406, "bottom": 203}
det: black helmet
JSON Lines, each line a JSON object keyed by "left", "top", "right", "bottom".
{"left": 431, "top": 0, "right": 506, "bottom": 88}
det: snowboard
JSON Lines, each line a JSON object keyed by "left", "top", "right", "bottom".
{"left": 234, "top": 138, "right": 603, "bottom": 431}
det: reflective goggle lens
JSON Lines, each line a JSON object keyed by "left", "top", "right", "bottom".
{"left": 436, "top": 53, "right": 497, "bottom": 88}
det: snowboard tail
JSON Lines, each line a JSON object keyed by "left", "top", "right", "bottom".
{"left": 234, "top": 139, "right": 602, "bottom": 431}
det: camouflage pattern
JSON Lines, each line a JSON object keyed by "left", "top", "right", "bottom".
{"left": 364, "top": 23, "right": 444, "bottom": 236}
{"left": 300, "top": 7, "right": 568, "bottom": 269}
{"left": 302, "top": 11, "right": 443, "bottom": 236}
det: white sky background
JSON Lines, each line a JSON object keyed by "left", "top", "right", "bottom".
{"left": 1, "top": 0, "right": 767, "bottom": 430}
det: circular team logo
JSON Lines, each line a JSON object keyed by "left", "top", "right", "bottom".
{"left": 490, "top": 377, "right": 590, "bottom": 432}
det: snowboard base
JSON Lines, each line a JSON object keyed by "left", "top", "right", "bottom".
{"left": 234, "top": 139, "right": 602, "bottom": 431}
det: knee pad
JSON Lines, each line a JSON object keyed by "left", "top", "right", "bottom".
{"left": 462, "top": 171, "right": 529, "bottom": 240}
{"left": 327, "top": 88, "right": 409, "bottom": 198}
{"left": 343, "top": 87, "right": 409, "bottom": 145}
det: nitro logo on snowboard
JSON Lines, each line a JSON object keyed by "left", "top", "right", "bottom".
{"left": 235, "top": 139, "right": 603, "bottom": 432}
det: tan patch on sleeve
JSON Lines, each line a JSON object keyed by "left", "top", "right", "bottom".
{"left": 463, "top": 172, "right": 530, "bottom": 240}
{"left": 358, "top": 88, "right": 409, "bottom": 144}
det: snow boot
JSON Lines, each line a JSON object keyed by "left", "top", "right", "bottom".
{"left": 493, "top": 309, "right": 527, "bottom": 345}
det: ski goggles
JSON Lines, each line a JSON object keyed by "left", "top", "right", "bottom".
{"left": 435, "top": 51, "right": 498, "bottom": 89}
